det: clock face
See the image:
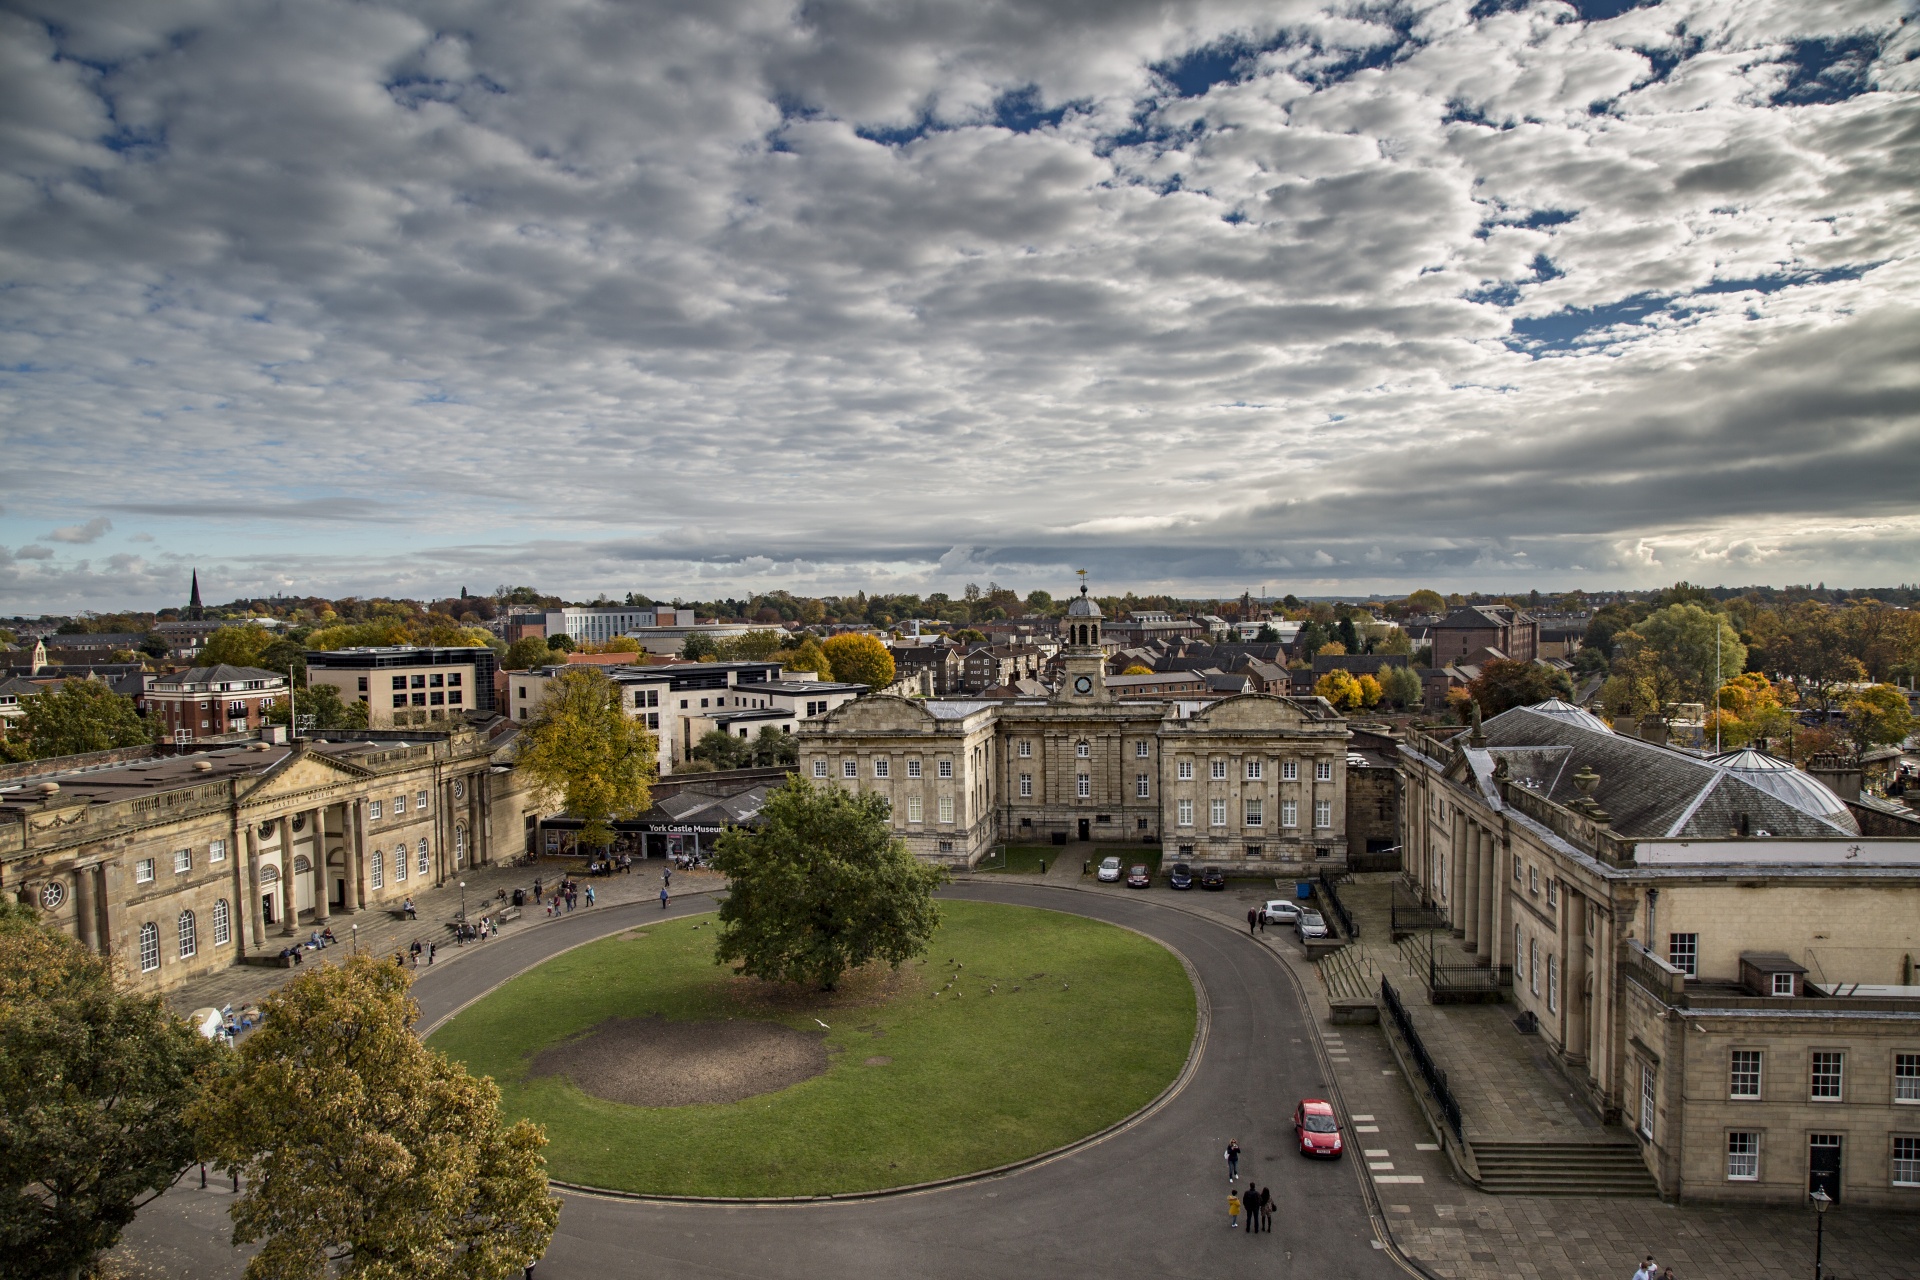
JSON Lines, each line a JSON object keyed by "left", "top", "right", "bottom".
{"left": 1074, "top": 675, "right": 1093, "bottom": 694}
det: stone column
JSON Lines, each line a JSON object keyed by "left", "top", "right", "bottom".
{"left": 1564, "top": 892, "right": 1589, "bottom": 1062}
{"left": 277, "top": 815, "right": 298, "bottom": 935}
{"left": 350, "top": 800, "right": 368, "bottom": 910}
{"left": 74, "top": 864, "right": 98, "bottom": 953}
{"left": 245, "top": 825, "right": 267, "bottom": 948}
{"left": 309, "top": 808, "right": 331, "bottom": 923}
{"left": 1460, "top": 823, "right": 1482, "bottom": 952}
{"left": 1477, "top": 826, "right": 1497, "bottom": 961}
{"left": 95, "top": 862, "right": 118, "bottom": 960}
{"left": 1449, "top": 810, "right": 1468, "bottom": 933}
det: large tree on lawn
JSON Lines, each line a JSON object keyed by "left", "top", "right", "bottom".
{"left": 711, "top": 778, "right": 944, "bottom": 991}
{"left": 514, "top": 667, "right": 655, "bottom": 852}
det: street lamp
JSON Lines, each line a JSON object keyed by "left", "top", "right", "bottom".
{"left": 350, "top": 923, "right": 358, "bottom": 955}
{"left": 1810, "top": 1185, "right": 1832, "bottom": 1279}
{"left": 458, "top": 880, "right": 467, "bottom": 923}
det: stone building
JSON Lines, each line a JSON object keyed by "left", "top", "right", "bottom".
{"left": 0, "top": 724, "right": 541, "bottom": 994}
{"left": 1399, "top": 702, "right": 1920, "bottom": 1206}
{"left": 799, "top": 586, "right": 1350, "bottom": 872}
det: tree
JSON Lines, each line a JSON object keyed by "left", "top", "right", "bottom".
{"left": 1765, "top": 602, "right": 1867, "bottom": 712}
{"left": 1844, "top": 684, "right": 1914, "bottom": 752}
{"left": 821, "top": 634, "right": 895, "bottom": 689}
{"left": 514, "top": 668, "right": 655, "bottom": 852}
{"left": 200, "top": 625, "right": 275, "bottom": 668}
{"left": 265, "top": 684, "right": 369, "bottom": 732}
{"left": 716, "top": 629, "right": 784, "bottom": 661}
{"left": 545, "top": 633, "right": 576, "bottom": 654}
{"left": 1613, "top": 605, "right": 1746, "bottom": 704}
{"left": 503, "top": 637, "right": 554, "bottom": 670}
{"left": 1025, "top": 590, "right": 1053, "bottom": 613}
{"left": 950, "top": 628, "right": 987, "bottom": 646}
{"left": 1467, "top": 658, "right": 1575, "bottom": 716}
{"left": 1254, "top": 624, "right": 1281, "bottom": 643}
{"left": 1355, "top": 673, "right": 1384, "bottom": 709}
{"left": 711, "top": 778, "right": 945, "bottom": 991}
{"left": 778, "top": 640, "right": 832, "bottom": 679}
{"left": 1706, "top": 673, "right": 1795, "bottom": 749}
{"left": 1315, "top": 641, "right": 1347, "bottom": 657}
{"left": 0, "top": 903, "right": 224, "bottom": 1280}
{"left": 187, "top": 957, "right": 559, "bottom": 1280}
{"left": 578, "top": 637, "right": 642, "bottom": 655}
{"left": 747, "top": 725, "right": 798, "bottom": 768}
{"left": 1337, "top": 617, "right": 1361, "bottom": 653}
{"left": 680, "top": 633, "right": 719, "bottom": 661}
{"left": 1404, "top": 589, "right": 1445, "bottom": 614}
{"left": 1377, "top": 664, "right": 1425, "bottom": 710}
{"left": 691, "top": 728, "right": 748, "bottom": 771}
{"left": 15, "top": 678, "right": 151, "bottom": 759}
{"left": 1313, "top": 669, "right": 1363, "bottom": 711}
{"left": 1121, "top": 665, "right": 1153, "bottom": 676}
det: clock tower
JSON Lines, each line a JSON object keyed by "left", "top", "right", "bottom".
{"left": 1057, "top": 585, "right": 1108, "bottom": 703}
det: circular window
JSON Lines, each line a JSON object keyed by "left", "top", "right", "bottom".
{"left": 39, "top": 880, "right": 66, "bottom": 910}
{"left": 291, "top": 813, "right": 307, "bottom": 832}
{"left": 453, "top": 778, "right": 466, "bottom": 801}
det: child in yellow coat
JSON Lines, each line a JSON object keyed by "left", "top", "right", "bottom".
{"left": 1227, "top": 1191, "right": 1242, "bottom": 1228}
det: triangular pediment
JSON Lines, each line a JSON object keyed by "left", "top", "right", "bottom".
{"left": 238, "top": 748, "right": 373, "bottom": 808}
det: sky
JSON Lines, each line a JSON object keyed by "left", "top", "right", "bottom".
{"left": 2, "top": 0, "right": 1918, "bottom": 613}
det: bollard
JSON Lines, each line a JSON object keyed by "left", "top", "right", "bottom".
{"left": 1039, "top": 859, "right": 1046, "bottom": 875}
{"left": 200, "top": 1163, "right": 207, "bottom": 1189}
{"left": 232, "top": 1171, "right": 240, "bottom": 1193}
{"left": 1083, "top": 859, "right": 1090, "bottom": 874}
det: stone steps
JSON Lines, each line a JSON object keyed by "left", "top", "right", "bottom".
{"left": 1471, "top": 1140, "right": 1659, "bottom": 1197}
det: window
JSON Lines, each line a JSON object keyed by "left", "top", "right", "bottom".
{"left": 1314, "top": 799, "right": 1332, "bottom": 829}
{"left": 1315, "top": 760, "right": 1333, "bottom": 782}
{"left": 1639, "top": 1064, "right": 1656, "bottom": 1139}
{"left": 813, "top": 760, "right": 828, "bottom": 778}
{"left": 1245, "top": 799, "right": 1263, "bottom": 827}
{"left": 874, "top": 759, "right": 890, "bottom": 779}
{"left": 1528, "top": 865, "right": 1538, "bottom": 894}
{"left": 358, "top": 676, "right": 369, "bottom": 692}
{"left": 938, "top": 759, "right": 953, "bottom": 779}
{"left": 418, "top": 840, "right": 429, "bottom": 876}
{"left": 1246, "top": 759, "right": 1263, "bottom": 780}
{"left": 1177, "top": 760, "right": 1193, "bottom": 780}
{"left": 1548, "top": 955, "right": 1559, "bottom": 1012}
{"left": 1136, "top": 774, "right": 1150, "bottom": 799}
{"left": 138, "top": 923, "right": 159, "bottom": 973}
{"left": 209, "top": 839, "right": 226, "bottom": 864}
{"left": 1812, "top": 1052, "right": 1845, "bottom": 1101}
{"left": 1546, "top": 877, "right": 1557, "bottom": 907}
{"left": 1076, "top": 774, "right": 1091, "bottom": 799}
{"left": 1020, "top": 773, "right": 1033, "bottom": 798}
{"left": 417, "top": 790, "right": 429, "bottom": 811}
{"left": 174, "top": 848, "right": 191, "bottom": 874}
{"left": 1282, "top": 760, "right": 1298, "bottom": 781}
{"left": 371, "top": 850, "right": 384, "bottom": 890}
{"left": 392, "top": 676, "right": 407, "bottom": 690}
{"left": 646, "top": 712, "right": 657, "bottom": 728}
{"left": 906, "top": 796, "right": 923, "bottom": 823}
{"left": 1281, "top": 800, "right": 1298, "bottom": 828}
{"left": 1727, "top": 1132, "right": 1760, "bottom": 1181}
{"left": 411, "top": 675, "right": 426, "bottom": 689}
{"left": 1515, "top": 924, "right": 1524, "bottom": 979}
{"left": 450, "top": 673, "right": 462, "bottom": 688}
{"left": 937, "top": 795, "right": 954, "bottom": 823}
{"left": 135, "top": 858, "right": 155, "bottom": 885}
{"left": 370, "top": 800, "right": 383, "bottom": 820}
{"left": 518, "top": 686, "right": 527, "bottom": 700}
{"left": 1135, "top": 741, "right": 1149, "bottom": 758}
{"left": 1075, "top": 741, "right": 1090, "bottom": 758}
{"left": 1773, "top": 972, "right": 1797, "bottom": 997}
{"left": 177, "top": 910, "right": 197, "bottom": 959}
{"left": 1514, "top": 855, "right": 1523, "bottom": 882}
{"left": 1896, "top": 1137, "right": 1920, "bottom": 1187}
{"left": 937, "top": 840, "right": 954, "bottom": 855}
{"left": 843, "top": 760, "right": 858, "bottom": 778}
{"left": 1730, "top": 1050, "right": 1762, "bottom": 1099}
{"left": 1245, "top": 844, "right": 1263, "bottom": 858}
{"left": 1178, "top": 799, "right": 1194, "bottom": 827}
{"left": 212, "top": 898, "right": 231, "bottom": 947}
{"left": 392, "top": 693, "right": 409, "bottom": 709}
{"left": 395, "top": 840, "right": 408, "bottom": 880}
{"left": 1668, "top": 933, "right": 1699, "bottom": 978}
{"left": 1529, "top": 938, "right": 1540, "bottom": 994}
{"left": 907, "top": 759, "right": 922, "bottom": 779}
{"left": 394, "top": 794, "right": 407, "bottom": 815}
{"left": 1210, "top": 759, "right": 1226, "bottom": 780}
{"left": 430, "top": 673, "right": 444, "bottom": 688}
{"left": 1210, "top": 798, "right": 1227, "bottom": 827}
{"left": 229, "top": 700, "right": 246, "bottom": 716}
{"left": 1018, "top": 740, "right": 1032, "bottom": 758}
{"left": 1897, "top": 1054, "right": 1920, "bottom": 1103}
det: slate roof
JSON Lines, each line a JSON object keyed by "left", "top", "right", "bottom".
{"left": 149, "top": 664, "right": 286, "bottom": 689}
{"left": 1434, "top": 604, "right": 1534, "bottom": 630}
{"left": 1470, "top": 705, "right": 1858, "bottom": 838}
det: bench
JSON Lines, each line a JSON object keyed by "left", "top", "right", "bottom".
{"left": 497, "top": 906, "right": 522, "bottom": 923}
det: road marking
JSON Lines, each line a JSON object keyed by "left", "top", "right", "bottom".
{"left": 1382, "top": 1069, "right": 1396, "bottom": 1075}
{"left": 1371, "top": 1240, "right": 1386, "bottom": 1250}
{"left": 1351, "top": 1114, "right": 1375, "bottom": 1121}
{"left": 1368, "top": 1162, "right": 1395, "bottom": 1171}
{"left": 1364, "top": 1149, "right": 1389, "bottom": 1157}
{"left": 1374, "top": 1174, "right": 1425, "bottom": 1184}
{"left": 1416, "top": 1143, "right": 1440, "bottom": 1151}
{"left": 1355, "top": 1125, "right": 1380, "bottom": 1133}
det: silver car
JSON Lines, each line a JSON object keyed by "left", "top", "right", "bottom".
{"left": 1262, "top": 899, "right": 1302, "bottom": 925}
{"left": 1295, "top": 909, "right": 1329, "bottom": 940}
{"left": 1096, "top": 856, "right": 1123, "bottom": 883}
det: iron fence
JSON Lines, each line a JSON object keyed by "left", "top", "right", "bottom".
{"left": 1389, "top": 882, "right": 1449, "bottom": 937}
{"left": 1381, "top": 976, "right": 1463, "bottom": 1142}
{"left": 1317, "top": 873, "right": 1358, "bottom": 940}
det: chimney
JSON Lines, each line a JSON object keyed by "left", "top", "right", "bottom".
{"left": 1806, "top": 752, "right": 1863, "bottom": 802}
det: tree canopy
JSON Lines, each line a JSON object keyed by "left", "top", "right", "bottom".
{"left": 200, "top": 624, "right": 276, "bottom": 668}
{"left": 777, "top": 639, "right": 833, "bottom": 678}
{"left": 1313, "top": 668, "right": 1363, "bottom": 711}
{"left": 1376, "top": 664, "right": 1424, "bottom": 710}
{"left": 1467, "top": 658, "right": 1575, "bottom": 716}
{"left": 7, "top": 678, "right": 151, "bottom": 760}
{"left": 503, "top": 636, "right": 554, "bottom": 670}
{"left": 821, "top": 634, "right": 895, "bottom": 689}
{"left": 1844, "top": 684, "right": 1913, "bottom": 751}
{"left": 264, "top": 683, "right": 369, "bottom": 732}
{"left": 0, "top": 903, "right": 224, "bottom": 1280}
{"left": 710, "top": 778, "right": 945, "bottom": 991}
{"left": 690, "top": 726, "right": 797, "bottom": 771}
{"left": 188, "top": 957, "right": 559, "bottom": 1280}
{"left": 514, "top": 668, "right": 656, "bottom": 851}
{"left": 1614, "top": 604, "right": 1746, "bottom": 704}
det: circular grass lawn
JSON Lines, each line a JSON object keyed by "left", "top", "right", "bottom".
{"left": 427, "top": 900, "right": 1196, "bottom": 1197}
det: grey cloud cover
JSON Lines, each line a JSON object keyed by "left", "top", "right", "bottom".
{"left": 0, "top": 0, "right": 1916, "bottom": 609}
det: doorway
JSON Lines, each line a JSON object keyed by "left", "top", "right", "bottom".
{"left": 1809, "top": 1134, "right": 1843, "bottom": 1203}
{"left": 1078, "top": 818, "right": 1091, "bottom": 841}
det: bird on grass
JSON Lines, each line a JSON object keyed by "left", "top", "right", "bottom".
{"left": 814, "top": 1018, "right": 830, "bottom": 1030}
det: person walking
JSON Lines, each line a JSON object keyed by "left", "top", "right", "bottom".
{"left": 1632, "top": 1257, "right": 1658, "bottom": 1280}
{"left": 532, "top": 876, "right": 542, "bottom": 902}
{"left": 660, "top": 885, "right": 671, "bottom": 910}
{"left": 1225, "top": 1139, "right": 1241, "bottom": 1183}
{"left": 1257, "top": 908, "right": 1266, "bottom": 933}
{"left": 408, "top": 939, "right": 422, "bottom": 967}
{"left": 1258, "top": 1185, "right": 1274, "bottom": 1232}
{"left": 1226, "top": 1189, "right": 1241, "bottom": 1229}
{"left": 585, "top": 884, "right": 595, "bottom": 907}
{"left": 427, "top": 942, "right": 436, "bottom": 965}
{"left": 1246, "top": 906, "right": 1258, "bottom": 935}
{"left": 1243, "top": 1184, "right": 1258, "bottom": 1233}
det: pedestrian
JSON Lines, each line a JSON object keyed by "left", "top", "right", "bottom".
{"left": 532, "top": 876, "right": 542, "bottom": 901}
{"left": 1244, "top": 1183, "right": 1258, "bottom": 1233}
{"left": 664, "top": 867, "right": 672, "bottom": 889}
{"left": 1246, "top": 906, "right": 1258, "bottom": 935}
{"left": 1259, "top": 1185, "right": 1274, "bottom": 1233}
{"left": 1257, "top": 908, "right": 1266, "bottom": 933}
{"left": 427, "top": 942, "right": 436, "bottom": 965}
{"left": 409, "top": 939, "right": 422, "bottom": 967}
{"left": 1225, "top": 1139, "right": 1241, "bottom": 1183}
{"left": 660, "top": 885, "right": 671, "bottom": 910}
{"left": 1226, "top": 1189, "right": 1241, "bottom": 1229}
{"left": 585, "top": 885, "right": 595, "bottom": 907}
{"left": 1632, "top": 1257, "right": 1657, "bottom": 1280}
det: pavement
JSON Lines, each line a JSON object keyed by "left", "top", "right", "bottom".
{"left": 113, "top": 863, "right": 1920, "bottom": 1280}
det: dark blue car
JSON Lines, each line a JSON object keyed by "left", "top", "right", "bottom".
{"left": 1168, "top": 862, "right": 1194, "bottom": 890}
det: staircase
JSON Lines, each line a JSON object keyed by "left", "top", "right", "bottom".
{"left": 1470, "top": 1139, "right": 1660, "bottom": 1196}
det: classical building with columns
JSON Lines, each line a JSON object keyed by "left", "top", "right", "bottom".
{"left": 0, "top": 724, "right": 540, "bottom": 993}
{"left": 1399, "top": 702, "right": 1920, "bottom": 1206}
{"left": 800, "top": 586, "right": 1351, "bottom": 872}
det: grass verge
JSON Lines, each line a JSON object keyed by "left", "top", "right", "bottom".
{"left": 429, "top": 900, "right": 1195, "bottom": 1197}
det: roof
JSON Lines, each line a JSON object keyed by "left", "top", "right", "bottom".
{"left": 1709, "top": 749, "right": 1856, "bottom": 825}
{"left": 149, "top": 664, "right": 286, "bottom": 689}
{"left": 1433, "top": 604, "right": 1533, "bottom": 630}
{"left": 1064, "top": 585, "right": 1102, "bottom": 618}
{"left": 1523, "top": 698, "right": 1613, "bottom": 735}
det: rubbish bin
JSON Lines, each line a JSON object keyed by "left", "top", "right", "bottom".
{"left": 1296, "top": 881, "right": 1313, "bottom": 901}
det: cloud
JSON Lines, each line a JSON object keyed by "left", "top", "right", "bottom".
{"left": 0, "top": 0, "right": 1914, "bottom": 607}
{"left": 15, "top": 545, "right": 55, "bottom": 560}
{"left": 41, "top": 517, "right": 113, "bottom": 545}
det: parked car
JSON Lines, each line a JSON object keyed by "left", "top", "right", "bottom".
{"left": 1294, "top": 1098, "right": 1344, "bottom": 1158}
{"left": 1167, "top": 862, "right": 1194, "bottom": 890}
{"left": 1126, "top": 864, "right": 1151, "bottom": 888}
{"left": 1295, "top": 908, "right": 1328, "bottom": 939}
{"left": 1096, "top": 856, "right": 1123, "bottom": 883}
{"left": 1261, "top": 899, "right": 1301, "bottom": 925}
{"left": 1199, "top": 866, "right": 1226, "bottom": 890}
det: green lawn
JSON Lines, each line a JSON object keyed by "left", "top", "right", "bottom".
{"left": 428, "top": 900, "right": 1195, "bottom": 1197}
{"left": 975, "top": 845, "right": 1052, "bottom": 874}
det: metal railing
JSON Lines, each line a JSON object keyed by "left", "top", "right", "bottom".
{"left": 1317, "top": 873, "right": 1358, "bottom": 940}
{"left": 1389, "top": 882, "right": 1449, "bottom": 937}
{"left": 1430, "top": 964, "right": 1512, "bottom": 996}
{"left": 1381, "top": 976, "right": 1463, "bottom": 1142}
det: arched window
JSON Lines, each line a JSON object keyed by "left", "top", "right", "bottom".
{"left": 394, "top": 842, "right": 408, "bottom": 881}
{"left": 419, "top": 838, "right": 431, "bottom": 874}
{"left": 259, "top": 863, "right": 280, "bottom": 885}
{"left": 138, "top": 922, "right": 160, "bottom": 973}
{"left": 212, "top": 898, "right": 231, "bottom": 947}
{"left": 371, "top": 849, "right": 384, "bottom": 889}
{"left": 178, "top": 909, "right": 197, "bottom": 959}
{"left": 454, "top": 826, "right": 466, "bottom": 869}
{"left": 293, "top": 854, "right": 311, "bottom": 874}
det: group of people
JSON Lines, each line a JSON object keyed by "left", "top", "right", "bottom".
{"left": 1223, "top": 1140, "right": 1273, "bottom": 1232}
{"left": 533, "top": 874, "right": 593, "bottom": 916}
{"left": 1632, "top": 1257, "right": 1679, "bottom": 1280}
{"left": 405, "top": 938, "right": 438, "bottom": 967}
{"left": 584, "top": 854, "right": 634, "bottom": 877}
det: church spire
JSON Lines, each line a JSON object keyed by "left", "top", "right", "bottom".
{"left": 188, "top": 569, "right": 204, "bottom": 621}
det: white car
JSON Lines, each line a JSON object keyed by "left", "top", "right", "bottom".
{"left": 1096, "top": 856, "right": 1123, "bottom": 883}
{"left": 1262, "top": 899, "right": 1302, "bottom": 925}
{"left": 1295, "top": 909, "right": 1329, "bottom": 940}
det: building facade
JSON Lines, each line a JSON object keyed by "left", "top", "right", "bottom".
{"left": 1430, "top": 604, "right": 1540, "bottom": 667}
{"left": 147, "top": 664, "right": 289, "bottom": 740}
{"left": 306, "top": 646, "right": 498, "bottom": 728}
{"left": 1399, "top": 702, "right": 1920, "bottom": 1206}
{"left": 0, "top": 725, "right": 541, "bottom": 993}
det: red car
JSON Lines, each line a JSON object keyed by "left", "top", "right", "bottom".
{"left": 1126, "top": 865, "right": 1151, "bottom": 888}
{"left": 1294, "top": 1099, "right": 1343, "bottom": 1158}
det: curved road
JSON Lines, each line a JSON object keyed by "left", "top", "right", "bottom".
{"left": 135, "top": 882, "right": 1407, "bottom": 1278}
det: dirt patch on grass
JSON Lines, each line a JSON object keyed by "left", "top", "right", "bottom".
{"left": 721, "top": 958, "right": 925, "bottom": 1016}
{"left": 530, "top": 1016, "right": 828, "bottom": 1107}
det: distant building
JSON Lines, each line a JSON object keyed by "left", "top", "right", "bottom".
{"left": 305, "top": 647, "right": 497, "bottom": 728}
{"left": 148, "top": 665, "right": 290, "bottom": 740}
{"left": 1430, "top": 604, "right": 1539, "bottom": 667}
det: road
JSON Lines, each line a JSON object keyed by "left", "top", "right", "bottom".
{"left": 123, "top": 881, "right": 1407, "bottom": 1279}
